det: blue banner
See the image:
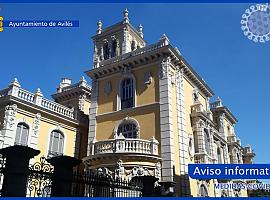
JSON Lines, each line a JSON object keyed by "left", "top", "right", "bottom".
{"left": 189, "top": 164, "right": 270, "bottom": 179}
{"left": 2, "top": 20, "right": 79, "bottom": 28}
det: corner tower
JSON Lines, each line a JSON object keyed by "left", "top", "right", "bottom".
{"left": 92, "top": 9, "right": 146, "bottom": 69}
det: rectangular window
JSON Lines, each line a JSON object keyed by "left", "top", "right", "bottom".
{"left": 121, "top": 79, "right": 134, "bottom": 109}
{"left": 48, "top": 131, "right": 64, "bottom": 157}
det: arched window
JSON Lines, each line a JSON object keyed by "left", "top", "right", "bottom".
{"left": 204, "top": 129, "right": 211, "bottom": 155}
{"left": 15, "top": 123, "right": 29, "bottom": 146}
{"left": 227, "top": 126, "right": 231, "bottom": 135}
{"left": 131, "top": 41, "right": 136, "bottom": 51}
{"left": 48, "top": 130, "right": 64, "bottom": 157}
{"left": 120, "top": 78, "right": 134, "bottom": 109}
{"left": 199, "top": 184, "right": 208, "bottom": 197}
{"left": 117, "top": 122, "right": 138, "bottom": 138}
{"left": 103, "top": 43, "right": 110, "bottom": 60}
{"left": 111, "top": 40, "right": 117, "bottom": 58}
{"left": 217, "top": 147, "right": 222, "bottom": 163}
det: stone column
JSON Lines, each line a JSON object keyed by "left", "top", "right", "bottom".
{"left": 0, "top": 145, "right": 40, "bottom": 197}
{"left": 47, "top": 156, "right": 81, "bottom": 197}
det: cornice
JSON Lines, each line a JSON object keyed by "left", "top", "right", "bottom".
{"left": 85, "top": 42, "right": 214, "bottom": 98}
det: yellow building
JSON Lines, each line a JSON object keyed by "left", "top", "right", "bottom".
{"left": 0, "top": 9, "right": 255, "bottom": 197}
{"left": 82, "top": 9, "right": 255, "bottom": 197}
{"left": 0, "top": 77, "right": 90, "bottom": 161}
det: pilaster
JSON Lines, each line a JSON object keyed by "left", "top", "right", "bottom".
{"left": 87, "top": 79, "right": 98, "bottom": 156}
{"left": 30, "top": 113, "right": 41, "bottom": 149}
{"left": 159, "top": 57, "right": 174, "bottom": 182}
{"left": 2, "top": 104, "right": 18, "bottom": 148}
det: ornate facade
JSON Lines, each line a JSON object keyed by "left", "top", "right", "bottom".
{"left": 0, "top": 9, "right": 255, "bottom": 197}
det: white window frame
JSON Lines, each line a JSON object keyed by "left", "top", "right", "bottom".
{"left": 117, "top": 74, "right": 136, "bottom": 111}
{"left": 15, "top": 122, "right": 29, "bottom": 146}
{"left": 114, "top": 117, "right": 140, "bottom": 139}
{"left": 117, "top": 122, "right": 138, "bottom": 139}
{"left": 48, "top": 130, "right": 65, "bottom": 157}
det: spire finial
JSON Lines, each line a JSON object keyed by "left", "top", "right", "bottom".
{"left": 123, "top": 8, "right": 129, "bottom": 24}
{"left": 9, "top": 77, "right": 21, "bottom": 87}
{"left": 80, "top": 76, "right": 86, "bottom": 83}
{"left": 159, "top": 33, "right": 170, "bottom": 45}
{"left": 97, "top": 20, "right": 102, "bottom": 34}
{"left": 216, "top": 96, "right": 222, "bottom": 107}
{"left": 35, "top": 88, "right": 43, "bottom": 96}
{"left": 138, "top": 24, "right": 143, "bottom": 38}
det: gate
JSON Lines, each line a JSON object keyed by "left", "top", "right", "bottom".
{"left": 27, "top": 156, "right": 53, "bottom": 197}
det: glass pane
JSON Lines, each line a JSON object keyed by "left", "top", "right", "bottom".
{"left": 49, "top": 131, "right": 64, "bottom": 156}
{"left": 117, "top": 123, "right": 137, "bottom": 138}
{"left": 21, "top": 127, "right": 29, "bottom": 146}
{"left": 52, "top": 132, "right": 59, "bottom": 153}
{"left": 49, "top": 133, "right": 53, "bottom": 152}
{"left": 15, "top": 125, "right": 22, "bottom": 144}
{"left": 15, "top": 123, "right": 29, "bottom": 146}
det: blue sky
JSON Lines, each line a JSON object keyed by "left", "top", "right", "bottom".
{"left": 0, "top": 4, "right": 269, "bottom": 166}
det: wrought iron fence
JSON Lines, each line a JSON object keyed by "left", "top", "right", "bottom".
{"left": 27, "top": 156, "right": 53, "bottom": 197}
{"left": 71, "top": 170, "right": 143, "bottom": 197}
{"left": 0, "top": 152, "right": 144, "bottom": 197}
{"left": 26, "top": 156, "right": 143, "bottom": 197}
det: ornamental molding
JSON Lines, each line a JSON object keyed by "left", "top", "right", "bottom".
{"left": 78, "top": 94, "right": 86, "bottom": 111}
{"left": 114, "top": 159, "right": 160, "bottom": 181}
{"left": 104, "top": 81, "right": 112, "bottom": 96}
{"left": 144, "top": 71, "right": 152, "bottom": 85}
{"left": 32, "top": 113, "right": 41, "bottom": 136}
{"left": 159, "top": 57, "right": 171, "bottom": 79}
{"left": 3, "top": 104, "right": 17, "bottom": 129}
{"left": 121, "top": 65, "right": 132, "bottom": 75}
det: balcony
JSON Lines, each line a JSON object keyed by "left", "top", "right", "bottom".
{"left": 191, "top": 102, "right": 213, "bottom": 121}
{"left": 89, "top": 137, "right": 159, "bottom": 156}
{"left": 96, "top": 39, "right": 169, "bottom": 68}
{"left": 0, "top": 78, "right": 75, "bottom": 119}
{"left": 84, "top": 137, "right": 161, "bottom": 167}
{"left": 227, "top": 135, "right": 241, "bottom": 146}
